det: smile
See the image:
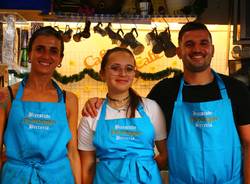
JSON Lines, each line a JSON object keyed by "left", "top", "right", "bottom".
{"left": 39, "top": 61, "right": 51, "bottom": 66}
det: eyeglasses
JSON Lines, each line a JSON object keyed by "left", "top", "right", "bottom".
{"left": 106, "top": 64, "right": 136, "bottom": 76}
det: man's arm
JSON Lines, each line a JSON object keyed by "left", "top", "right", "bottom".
{"left": 81, "top": 97, "right": 104, "bottom": 117}
{"left": 238, "top": 124, "right": 250, "bottom": 184}
{"left": 65, "top": 91, "right": 81, "bottom": 184}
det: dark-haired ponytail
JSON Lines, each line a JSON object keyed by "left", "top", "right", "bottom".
{"left": 127, "top": 88, "right": 142, "bottom": 118}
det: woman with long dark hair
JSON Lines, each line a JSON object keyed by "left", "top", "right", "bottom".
{"left": 78, "top": 47, "right": 167, "bottom": 184}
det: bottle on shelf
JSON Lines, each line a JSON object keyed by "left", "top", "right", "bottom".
{"left": 138, "top": 0, "right": 153, "bottom": 16}
{"left": 20, "top": 30, "right": 29, "bottom": 68}
{"left": 2, "top": 15, "right": 16, "bottom": 69}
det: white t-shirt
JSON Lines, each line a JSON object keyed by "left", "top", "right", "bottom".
{"left": 78, "top": 97, "right": 166, "bottom": 151}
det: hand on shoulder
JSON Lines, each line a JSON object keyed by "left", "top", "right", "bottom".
{"left": 81, "top": 97, "right": 104, "bottom": 118}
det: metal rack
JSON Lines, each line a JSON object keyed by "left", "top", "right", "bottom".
{"left": 53, "top": 12, "right": 196, "bottom": 24}
{"left": 0, "top": 9, "right": 196, "bottom": 24}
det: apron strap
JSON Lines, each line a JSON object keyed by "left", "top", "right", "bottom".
{"left": 176, "top": 70, "right": 229, "bottom": 102}
{"left": 15, "top": 77, "right": 26, "bottom": 100}
{"left": 15, "top": 76, "right": 64, "bottom": 103}
{"left": 100, "top": 157, "right": 152, "bottom": 183}
{"left": 7, "top": 157, "right": 69, "bottom": 183}
{"left": 99, "top": 99, "right": 108, "bottom": 121}
{"left": 212, "top": 70, "right": 229, "bottom": 99}
{"left": 51, "top": 79, "right": 65, "bottom": 103}
{"left": 176, "top": 79, "right": 184, "bottom": 102}
{"left": 137, "top": 102, "right": 150, "bottom": 119}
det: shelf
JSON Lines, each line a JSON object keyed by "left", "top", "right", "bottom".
{"left": 0, "top": 9, "right": 58, "bottom": 22}
{"left": 53, "top": 12, "right": 196, "bottom": 24}
{"left": 0, "top": 9, "right": 28, "bottom": 22}
{"left": 0, "top": 9, "right": 196, "bottom": 24}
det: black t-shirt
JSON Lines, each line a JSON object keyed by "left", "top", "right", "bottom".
{"left": 147, "top": 73, "right": 250, "bottom": 134}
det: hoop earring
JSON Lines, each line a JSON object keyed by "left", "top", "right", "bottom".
{"left": 57, "top": 63, "right": 62, "bottom": 68}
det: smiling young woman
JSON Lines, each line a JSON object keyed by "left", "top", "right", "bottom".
{"left": 78, "top": 47, "right": 167, "bottom": 184}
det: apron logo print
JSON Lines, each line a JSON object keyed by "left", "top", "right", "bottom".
{"left": 23, "top": 112, "right": 55, "bottom": 131}
{"left": 191, "top": 111, "right": 218, "bottom": 128}
{"left": 28, "top": 124, "right": 49, "bottom": 130}
{"left": 111, "top": 125, "right": 141, "bottom": 140}
{"left": 28, "top": 112, "right": 51, "bottom": 119}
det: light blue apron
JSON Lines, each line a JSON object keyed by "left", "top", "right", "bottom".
{"left": 93, "top": 100, "right": 162, "bottom": 184}
{"left": 167, "top": 71, "right": 243, "bottom": 184}
{"left": 1, "top": 78, "right": 74, "bottom": 184}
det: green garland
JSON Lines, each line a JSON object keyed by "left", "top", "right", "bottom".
{"left": 8, "top": 67, "right": 182, "bottom": 84}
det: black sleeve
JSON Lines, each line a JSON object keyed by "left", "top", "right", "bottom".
{"left": 147, "top": 77, "right": 181, "bottom": 134}
{"left": 223, "top": 75, "right": 250, "bottom": 126}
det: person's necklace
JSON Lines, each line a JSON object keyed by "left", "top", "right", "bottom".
{"left": 106, "top": 93, "right": 130, "bottom": 111}
{"left": 106, "top": 94, "right": 129, "bottom": 103}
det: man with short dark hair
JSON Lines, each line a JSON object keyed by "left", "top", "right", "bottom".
{"left": 148, "top": 21, "right": 250, "bottom": 183}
